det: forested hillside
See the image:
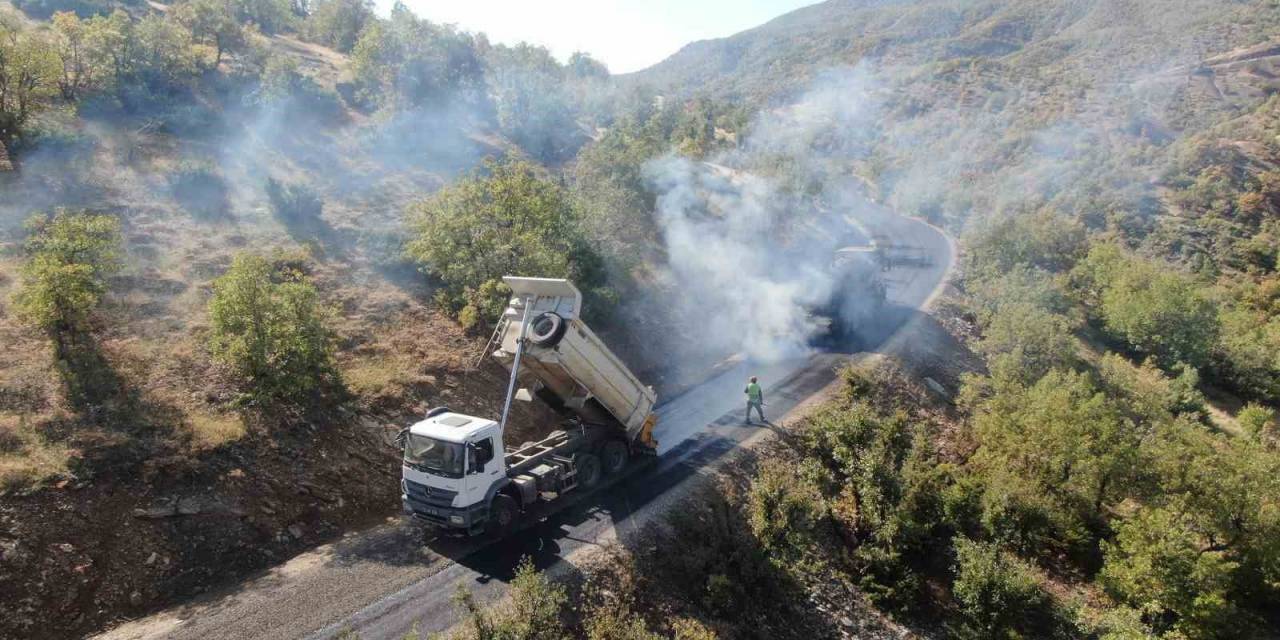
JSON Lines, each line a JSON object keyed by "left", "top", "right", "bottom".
{"left": 0, "top": 0, "right": 733, "bottom": 636}
{"left": 3, "top": 0, "right": 1280, "bottom": 638}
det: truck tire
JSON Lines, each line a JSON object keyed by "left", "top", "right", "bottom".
{"left": 601, "top": 440, "right": 628, "bottom": 475}
{"left": 577, "top": 453, "right": 602, "bottom": 489}
{"left": 489, "top": 494, "right": 520, "bottom": 535}
{"left": 528, "top": 312, "right": 567, "bottom": 347}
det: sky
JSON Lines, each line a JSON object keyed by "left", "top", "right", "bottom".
{"left": 382, "top": 0, "right": 820, "bottom": 74}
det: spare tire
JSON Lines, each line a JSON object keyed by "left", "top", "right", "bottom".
{"left": 527, "top": 312, "right": 567, "bottom": 347}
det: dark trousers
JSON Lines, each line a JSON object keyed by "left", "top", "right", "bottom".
{"left": 746, "top": 400, "right": 765, "bottom": 422}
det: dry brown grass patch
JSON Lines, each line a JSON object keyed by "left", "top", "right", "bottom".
{"left": 0, "top": 414, "right": 73, "bottom": 490}
{"left": 186, "top": 410, "right": 247, "bottom": 450}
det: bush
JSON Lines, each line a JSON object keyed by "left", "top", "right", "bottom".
{"left": 951, "top": 537, "right": 1054, "bottom": 638}
{"left": 405, "top": 157, "right": 610, "bottom": 327}
{"left": 207, "top": 253, "right": 338, "bottom": 405}
{"left": 450, "top": 557, "right": 568, "bottom": 640}
{"left": 266, "top": 178, "right": 323, "bottom": 225}
{"left": 12, "top": 211, "right": 121, "bottom": 339}
{"left": 169, "top": 160, "right": 229, "bottom": 219}
{"left": 1100, "top": 506, "right": 1242, "bottom": 639}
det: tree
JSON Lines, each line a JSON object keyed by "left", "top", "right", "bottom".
{"left": 566, "top": 51, "right": 608, "bottom": 79}
{"left": 207, "top": 253, "right": 338, "bottom": 404}
{"left": 348, "top": 5, "right": 485, "bottom": 111}
{"left": 1099, "top": 262, "right": 1218, "bottom": 369}
{"left": 970, "top": 369, "right": 1139, "bottom": 529}
{"left": 303, "top": 0, "right": 372, "bottom": 52}
{"left": 51, "top": 11, "right": 104, "bottom": 100}
{"left": 234, "top": 0, "right": 292, "bottom": 34}
{"left": 975, "top": 302, "right": 1080, "bottom": 384}
{"left": 486, "top": 43, "right": 581, "bottom": 161}
{"left": 405, "top": 157, "right": 607, "bottom": 327}
{"left": 12, "top": 212, "right": 121, "bottom": 343}
{"left": 0, "top": 15, "right": 59, "bottom": 145}
{"left": 1101, "top": 505, "right": 1241, "bottom": 638}
{"left": 173, "top": 0, "right": 245, "bottom": 67}
{"left": 951, "top": 537, "right": 1053, "bottom": 639}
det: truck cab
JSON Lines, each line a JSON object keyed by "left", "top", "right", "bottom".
{"left": 401, "top": 411, "right": 505, "bottom": 535}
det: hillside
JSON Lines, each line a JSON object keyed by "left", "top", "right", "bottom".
{"left": 3, "top": 0, "right": 1280, "bottom": 638}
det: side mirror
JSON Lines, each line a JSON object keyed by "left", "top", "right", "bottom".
{"left": 393, "top": 428, "right": 408, "bottom": 451}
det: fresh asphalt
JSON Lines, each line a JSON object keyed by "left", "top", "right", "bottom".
{"left": 95, "top": 202, "right": 952, "bottom": 640}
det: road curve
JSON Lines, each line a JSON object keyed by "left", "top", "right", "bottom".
{"left": 95, "top": 200, "right": 953, "bottom": 640}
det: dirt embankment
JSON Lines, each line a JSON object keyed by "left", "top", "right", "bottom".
{"left": 0, "top": 312, "right": 557, "bottom": 640}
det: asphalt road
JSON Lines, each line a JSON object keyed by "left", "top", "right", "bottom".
{"left": 95, "top": 201, "right": 953, "bottom": 640}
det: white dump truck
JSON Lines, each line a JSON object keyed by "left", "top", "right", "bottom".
{"left": 399, "top": 277, "right": 658, "bottom": 536}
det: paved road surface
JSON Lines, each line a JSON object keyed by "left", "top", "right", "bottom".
{"left": 96, "top": 201, "right": 952, "bottom": 640}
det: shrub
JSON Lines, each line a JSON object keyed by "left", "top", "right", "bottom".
{"left": 1238, "top": 403, "right": 1276, "bottom": 441}
{"left": 976, "top": 302, "right": 1080, "bottom": 385}
{"left": 12, "top": 211, "right": 121, "bottom": 340}
{"left": 169, "top": 160, "right": 229, "bottom": 219}
{"left": 1100, "top": 506, "right": 1242, "bottom": 639}
{"left": 265, "top": 178, "right": 323, "bottom": 226}
{"left": 951, "top": 537, "right": 1053, "bottom": 638}
{"left": 451, "top": 557, "right": 568, "bottom": 640}
{"left": 207, "top": 253, "right": 338, "bottom": 405}
{"left": 405, "top": 157, "right": 610, "bottom": 327}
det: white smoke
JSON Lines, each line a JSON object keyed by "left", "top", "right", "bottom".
{"left": 641, "top": 66, "right": 884, "bottom": 363}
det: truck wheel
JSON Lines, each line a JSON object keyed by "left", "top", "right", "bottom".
{"left": 528, "top": 312, "right": 567, "bottom": 347}
{"left": 601, "top": 440, "right": 628, "bottom": 475}
{"left": 489, "top": 494, "right": 519, "bottom": 535}
{"left": 577, "top": 453, "right": 602, "bottom": 489}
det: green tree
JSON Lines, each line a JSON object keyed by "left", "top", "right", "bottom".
{"left": 13, "top": 212, "right": 122, "bottom": 342}
{"left": 964, "top": 209, "right": 1088, "bottom": 280}
{"left": 173, "top": 0, "right": 245, "bottom": 67}
{"left": 207, "top": 253, "right": 338, "bottom": 404}
{"left": 1101, "top": 505, "right": 1241, "bottom": 639}
{"left": 970, "top": 369, "right": 1139, "bottom": 532}
{"left": 1099, "top": 263, "right": 1218, "bottom": 369}
{"left": 951, "top": 537, "right": 1053, "bottom": 639}
{"left": 0, "top": 15, "right": 60, "bottom": 144}
{"left": 51, "top": 11, "right": 105, "bottom": 100}
{"left": 405, "top": 157, "right": 606, "bottom": 327}
{"left": 975, "top": 302, "right": 1080, "bottom": 384}
{"left": 302, "top": 0, "right": 372, "bottom": 52}
{"left": 486, "top": 43, "right": 580, "bottom": 161}
{"left": 348, "top": 5, "right": 484, "bottom": 111}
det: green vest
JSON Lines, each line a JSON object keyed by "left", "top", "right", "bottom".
{"left": 745, "top": 382, "right": 762, "bottom": 402}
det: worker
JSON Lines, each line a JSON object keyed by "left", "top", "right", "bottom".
{"left": 744, "top": 376, "right": 766, "bottom": 424}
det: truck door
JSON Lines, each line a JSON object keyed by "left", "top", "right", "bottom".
{"left": 466, "top": 435, "right": 502, "bottom": 502}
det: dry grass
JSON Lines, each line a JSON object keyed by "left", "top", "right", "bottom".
{"left": 343, "top": 353, "right": 421, "bottom": 401}
{"left": 0, "top": 414, "right": 73, "bottom": 490}
{"left": 186, "top": 410, "right": 247, "bottom": 450}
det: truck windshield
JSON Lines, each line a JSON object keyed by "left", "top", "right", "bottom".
{"left": 404, "top": 434, "right": 464, "bottom": 478}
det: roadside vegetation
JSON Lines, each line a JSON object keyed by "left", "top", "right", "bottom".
{"left": 4, "top": 0, "right": 1280, "bottom": 638}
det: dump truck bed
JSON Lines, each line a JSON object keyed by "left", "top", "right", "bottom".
{"left": 492, "top": 278, "right": 658, "bottom": 448}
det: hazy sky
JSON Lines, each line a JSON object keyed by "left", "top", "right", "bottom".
{"left": 383, "top": 0, "right": 820, "bottom": 74}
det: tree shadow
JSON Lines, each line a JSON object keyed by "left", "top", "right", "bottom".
{"left": 46, "top": 330, "right": 184, "bottom": 469}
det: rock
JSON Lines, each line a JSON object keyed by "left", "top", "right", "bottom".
{"left": 176, "top": 498, "right": 202, "bottom": 516}
{"left": 129, "top": 591, "right": 143, "bottom": 607}
{"left": 923, "top": 376, "right": 953, "bottom": 401}
{"left": 134, "top": 505, "right": 177, "bottom": 519}
{"left": 1, "top": 541, "right": 32, "bottom": 567}
{"left": 839, "top": 617, "right": 854, "bottom": 628}
{"left": 54, "top": 543, "right": 75, "bottom": 554}
{"left": 259, "top": 505, "right": 276, "bottom": 515}
{"left": 287, "top": 524, "right": 304, "bottom": 539}
{"left": 145, "top": 552, "right": 158, "bottom": 566}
